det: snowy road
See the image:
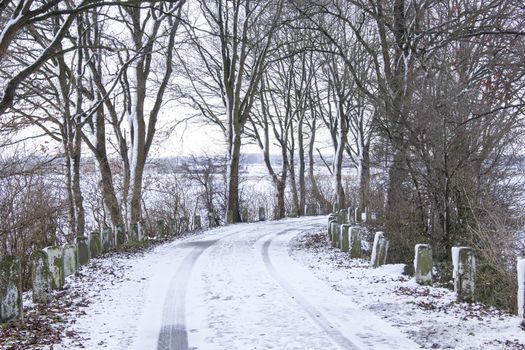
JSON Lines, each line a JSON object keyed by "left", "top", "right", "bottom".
{"left": 131, "top": 217, "right": 419, "bottom": 350}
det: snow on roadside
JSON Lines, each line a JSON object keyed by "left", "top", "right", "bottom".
{"left": 0, "top": 232, "right": 204, "bottom": 350}
{"left": 289, "top": 230, "right": 525, "bottom": 350}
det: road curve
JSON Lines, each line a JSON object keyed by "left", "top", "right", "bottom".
{"left": 146, "top": 217, "right": 419, "bottom": 350}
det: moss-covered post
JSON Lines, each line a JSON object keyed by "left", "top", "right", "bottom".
{"left": 156, "top": 220, "right": 166, "bottom": 237}
{"left": 349, "top": 227, "right": 362, "bottom": 258}
{"left": 62, "top": 243, "right": 78, "bottom": 278}
{"left": 42, "top": 246, "right": 64, "bottom": 289}
{"left": 346, "top": 207, "right": 354, "bottom": 225}
{"left": 31, "top": 250, "right": 51, "bottom": 303}
{"left": 332, "top": 223, "right": 340, "bottom": 248}
{"left": 76, "top": 236, "right": 90, "bottom": 266}
{"left": 101, "top": 228, "right": 112, "bottom": 253}
{"left": 226, "top": 210, "right": 234, "bottom": 224}
{"left": 130, "top": 223, "right": 141, "bottom": 241}
{"left": 340, "top": 225, "right": 351, "bottom": 252}
{"left": 0, "top": 256, "right": 22, "bottom": 323}
{"left": 354, "top": 208, "right": 361, "bottom": 224}
{"left": 114, "top": 224, "right": 126, "bottom": 247}
{"left": 193, "top": 215, "right": 202, "bottom": 230}
{"left": 328, "top": 221, "right": 337, "bottom": 244}
{"left": 208, "top": 213, "right": 217, "bottom": 228}
{"left": 258, "top": 207, "right": 266, "bottom": 221}
{"left": 452, "top": 247, "right": 476, "bottom": 302}
{"left": 342, "top": 209, "right": 350, "bottom": 224}
{"left": 180, "top": 217, "right": 189, "bottom": 232}
{"left": 168, "top": 219, "right": 178, "bottom": 236}
{"left": 89, "top": 231, "right": 102, "bottom": 257}
{"left": 414, "top": 244, "right": 433, "bottom": 285}
{"left": 241, "top": 208, "right": 249, "bottom": 223}
{"left": 370, "top": 232, "right": 389, "bottom": 268}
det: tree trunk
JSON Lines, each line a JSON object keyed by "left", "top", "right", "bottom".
{"left": 226, "top": 129, "right": 242, "bottom": 223}
{"left": 307, "top": 121, "right": 330, "bottom": 211}
{"left": 359, "top": 143, "right": 370, "bottom": 212}
{"left": 297, "top": 119, "right": 306, "bottom": 216}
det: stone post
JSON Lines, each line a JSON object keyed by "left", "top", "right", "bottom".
{"left": 370, "top": 232, "right": 389, "bottom": 268}
{"left": 100, "top": 227, "right": 113, "bottom": 253}
{"left": 108, "top": 227, "right": 116, "bottom": 249}
{"left": 193, "top": 215, "right": 202, "bottom": 230}
{"left": 114, "top": 224, "right": 126, "bottom": 247}
{"left": 340, "top": 225, "right": 351, "bottom": 252}
{"left": 130, "top": 223, "right": 139, "bottom": 241}
{"left": 31, "top": 251, "right": 51, "bottom": 303}
{"left": 241, "top": 208, "right": 249, "bottom": 223}
{"left": 452, "top": 246, "right": 476, "bottom": 302}
{"left": 346, "top": 207, "right": 354, "bottom": 225}
{"left": 156, "top": 220, "right": 166, "bottom": 237}
{"left": 62, "top": 243, "right": 78, "bottom": 279}
{"left": 517, "top": 259, "right": 525, "bottom": 319}
{"left": 89, "top": 231, "right": 102, "bottom": 257}
{"left": 0, "top": 256, "right": 22, "bottom": 323}
{"left": 168, "top": 219, "right": 177, "bottom": 236}
{"left": 328, "top": 219, "right": 336, "bottom": 241}
{"left": 208, "top": 213, "right": 217, "bottom": 228}
{"left": 226, "top": 210, "right": 234, "bottom": 224}
{"left": 361, "top": 208, "right": 367, "bottom": 223}
{"left": 349, "top": 227, "right": 362, "bottom": 258}
{"left": 258, "top": 207, "right": 266, "bottom": 221}
{"left": 414, "top": 244, "right": 433, "bottom": 285}
{"left": 76, "top": 236, "right": 90, "bottom": 266}
{"left": 332, "top": 203, "right": 339, "bottom": 213}
{"left": 180, "top": 217, "right": 189, "bottom": 232}
{"left": 338, "top": 209, "right": 348, "bottom": 224}
{"left": 331, "top": 223, "right": 340, "bottom": 248}
{"left": 354, "top": 208, "right": 361, "bottom": 224}
{"left": 328, "top": 219, "right": 337, "bottom": 242}
{"left": 42, "top": 246, "right": 64, "bottom": 289}
{"left": 101, "top": 228, "right": 112, "bottom": 253}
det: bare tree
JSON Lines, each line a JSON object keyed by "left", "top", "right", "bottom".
{"left": 179, "top": 0, "right": 284, "bottom": 223}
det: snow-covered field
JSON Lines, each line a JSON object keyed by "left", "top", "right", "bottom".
{"left": 3, "top": 216, "right": 525, "bottom": 349}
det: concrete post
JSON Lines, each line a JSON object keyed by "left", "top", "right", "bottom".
{"left": 370, "top": 232, "right": 389, "bottom": 268}
{"left": 193, "top": 215, "right": 202, "bottom": 230}
{"left": 452, "top": 247, "right": 476, "bottom": 302}
{"left": 241, "top": 208, "right": 249, "bottom": 223}
{"left": 258, "top": 207, "right": 266, "bottom": 221}
{"left": 349, "top": 227, "right": 362, "bottom": 258}
{"left": 61, "top": 243, "right": 78, "bottom": 279}
{"left": 517, "top": 259, "right": 525, "bottom": 319}
{"left": 31, "top": 250, "right": 51, "bottom": 303}
{"left": 354, "top": 208, "right": 361, "bottom": 224}
{"left": 340, "top": 225, "right": 351, "bottom": 252}
{"left": 89, "top": 231, "right": 102, "bottom": 257}
{"left": 0, "top": 256, "right": 22, "bottom": 323}
{"left": 180, "top": 217, "right": 189, "bottom": 232}
{"left": 76, "top": 236, "right": 90, "bottom": 266}
{"left": 114, "top": 224, "right": 126, "bottom": 247}
{"left": 42, "top": 246, "right": 64, "bottom": 289}
{"left": 332, "top": 223, "right": 340, "bottom": 248}
{"left": 414, "top": 244, "right": 433, "bottom": 285}
{"left": 101, "top": 228, "right": 112, "bottom": 253}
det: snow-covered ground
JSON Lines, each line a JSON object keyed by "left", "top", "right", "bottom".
{"left": 4, "top": 216, "right": 525, "bottom": 349}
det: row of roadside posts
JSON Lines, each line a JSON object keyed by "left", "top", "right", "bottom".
{"left": 328, "top": 207, "right": 525, "bottom": 320}
{"left": 0, "top": 215, "right": 204, "bottom": 323}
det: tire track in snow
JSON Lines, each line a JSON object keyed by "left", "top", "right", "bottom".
{"left": 157, "top": 240, "right": 218, "bottom": 350}
{"left": 261, "top": 229, "right": 361, "bottom": 350}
